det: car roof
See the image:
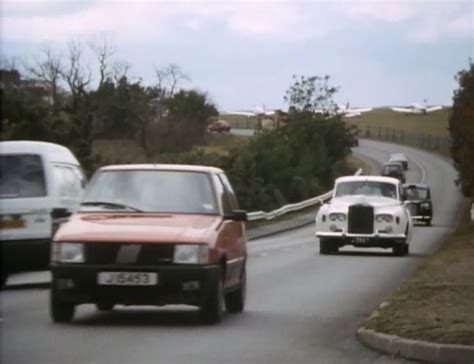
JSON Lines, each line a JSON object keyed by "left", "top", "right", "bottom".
{"left": 99, "top": 164, "right": 224, "bottom": 174}
{"left": 383, "top": 162, "right": 403, "bottom": 167}
{"left": 389, "top": 153, "right": 407, "bottom": 160}
{"left": 0, "top": 140, "right": 80, "bottom": 165}
{"left": 336, "top": 175, "right": 400, "bottom": 184}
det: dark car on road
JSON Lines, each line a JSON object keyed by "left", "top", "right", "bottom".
{"left": 50, "top": 164, "right": 247, "bottom": 324}
{"left": 403, "top": 183, "right": 433, "bottom": 226}
{"left": 381, "top": 162, "right": 405, "bottom": 183}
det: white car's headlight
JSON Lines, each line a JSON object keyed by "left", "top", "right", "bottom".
{"left": 173, "top": 244, "right": 209, "bottom": 264}
{"left": 51, "top": 242, "right": 85, "bottom": 263}
{"left": 376, "top": 214, "right": 394, "bottom": 223}
{"left": 329, "top": 213, "right": 346, "bottom": 221}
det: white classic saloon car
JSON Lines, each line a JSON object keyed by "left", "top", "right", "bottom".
{"left": 315, "top": 175, "right": 413, "bottom": 256}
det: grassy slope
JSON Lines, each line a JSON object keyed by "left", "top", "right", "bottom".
{"left": 221, "top": 107, "right": 451, "bottom": 138}
{"left": 364, "top": 206, "right": 474, "bottom": 345}
{"left": 343, "top": 107, "right": 451, "bottom": 138}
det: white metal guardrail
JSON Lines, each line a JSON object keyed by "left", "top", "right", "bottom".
{"left": 247, "top": 168, "right": 363, "bottom": 221}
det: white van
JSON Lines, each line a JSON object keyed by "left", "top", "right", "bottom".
{"left": 0, "top": 141, "right": 85, "bottom": 285}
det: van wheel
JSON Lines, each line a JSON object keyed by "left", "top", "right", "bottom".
{"left": 96, "top": 303, "right": 115, "bottom": 311}
{"left": 50, "top": 291, "right": 75, "bottom": 323}
{"left": 225, "top": 267, "right": 246, "bottom": 313}
{"left": 200, "top": 269, "right": 224, "bottom": 324}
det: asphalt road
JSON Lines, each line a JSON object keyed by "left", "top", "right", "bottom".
{"left": 0, "top": 139, "right": 464, "bottom": 364}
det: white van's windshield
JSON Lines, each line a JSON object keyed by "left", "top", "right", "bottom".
{"left": 0, "top": 154, "right": 47, "bottom": 199}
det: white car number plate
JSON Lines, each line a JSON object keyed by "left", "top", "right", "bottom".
{"left": 97, "top": 272, "right": 158, "bottom": 286}
{"left": 354, "top": 237, "right": 369, "bottom": 243}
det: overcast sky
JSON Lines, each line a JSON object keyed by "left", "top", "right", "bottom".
{"left": 2, "top": 0, "right": 473, "bottom": 110}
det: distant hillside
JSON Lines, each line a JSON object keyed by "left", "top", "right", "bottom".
{"left": 343, "top": 107, "right": 451, "bottom": 138}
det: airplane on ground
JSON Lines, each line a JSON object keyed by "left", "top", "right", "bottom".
{"left": 219, "top": 105, "right": 277, "bottom": 117}
{"left": 315, "top": 103, "right": 373, "bottom": 118}
{"left": 390, "top": 100, "right": 443, "bottom": 115}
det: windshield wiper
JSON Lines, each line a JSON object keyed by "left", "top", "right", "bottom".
{"left": 81, "top": 201, "right": 143, "bottom": 212}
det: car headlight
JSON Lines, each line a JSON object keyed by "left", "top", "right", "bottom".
{"left": 422, "top": 202, "right": 430, "bottom": 209}
{"left": 173, "top": 244, "right": 209, "bottom": 264}
{"left": 51, "top": 242, "right": 85, "bottom": 263}
{"left": 376, "top": 214, "right": 394, "bottom": 223}
{"left": 329, "top": 213, "right": 346, "bottom": 221}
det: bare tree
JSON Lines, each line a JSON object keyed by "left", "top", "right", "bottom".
{"left": 111, "top": 59, "right": 132, "bottom": 83}
{"left": 61, "top": 40, "right": 92, "bottom": 109}
{"left": 154, "top": 64, "right": 190, "bottom": 97}
{"left": 25, "top": 46, "right": 63, "bottom": 108}
{"left": 89, "top": 36, "right": 115, "bottom": 88}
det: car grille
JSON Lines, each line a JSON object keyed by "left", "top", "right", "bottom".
{"left": 84, "top": 243, "right": 174, "bottom": 265}
{"left": 348, "top": 204, "right": 374, "bottom": 234}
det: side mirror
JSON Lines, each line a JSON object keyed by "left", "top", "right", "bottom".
{"left": 225, "top": 209, "right": 247, "bottom": 221}
{"left": 51, "top": 208, "right": 72, "bottom": 219}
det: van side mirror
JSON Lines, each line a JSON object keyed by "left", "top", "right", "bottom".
{"left": 51, "top": 208, "right": 72, "bottom": 219}
{"left": 224, "top": 209, "right": 247, "bottom": 221}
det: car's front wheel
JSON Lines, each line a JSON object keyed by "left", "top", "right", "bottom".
{"left": 50, "top": 289, "right": 75, "bottom": 323}
{"left": 393, "top": 242, "right": 408, "bottom": 256}
{"left": 225, "top": 266, "right": 246, "bottom": 313}
{"left": 200, "top": 269, "right": 224, "bottom": 324}
{"left": 320, "top": 239, "right": 338, "bottom": 255}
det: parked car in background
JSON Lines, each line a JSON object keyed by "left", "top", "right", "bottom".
{"left": 315, "top": 175, "right": 413, "bottom": 256}
{"left": 389, "top": 153, "right": 409, "bottom": 170}
{"left": 0, "top": 141, "right": 85, "bottom": 286}
{"left": 50, "top": 164, "right": 247, "bottom": 324}
{"left": 381, "top": 162, "right": 406, "bottom": 183}
{"left": 208, "top": 120, "right": 231, "bottom": 133}
{"left": 403, "top": 183, "right": 433, "bottom": 226}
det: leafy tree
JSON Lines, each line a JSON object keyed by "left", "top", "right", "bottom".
{"left": 284, "top": 74, "right": 338, "bottom": 113}
{"left": 449, "top": 60, "right": 474, "bottom": 198}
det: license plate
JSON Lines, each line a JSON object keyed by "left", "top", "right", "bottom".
{"left": 354, "top": 237, "right": 368, "bottom": 243}
{"left": 0, "top": 217, "right": 26, "bottom": 229}
{"left": 97, "top": 272, "right": 158, "bottom": 286}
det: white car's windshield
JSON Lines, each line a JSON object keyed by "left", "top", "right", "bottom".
{"left": 335, "top": 181, "right": 398, "bottom": 199}
{"left": 81, "top": 170, "right": 218, "bottom": 214}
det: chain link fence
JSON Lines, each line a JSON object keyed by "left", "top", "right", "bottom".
{"left": 361, "top": 126, "right": 451, "bottom": 156}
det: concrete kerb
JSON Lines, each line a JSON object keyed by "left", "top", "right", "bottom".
{"left": 357, "top": 327, "right": 474, "bottom": 364}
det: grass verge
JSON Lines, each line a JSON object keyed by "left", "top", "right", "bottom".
{"left": 363, "top": 203, "right": 474, "bottom": 346}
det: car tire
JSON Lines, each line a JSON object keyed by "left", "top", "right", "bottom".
{"left": 320, "top": 240, "right": 330, "bottom": 255}
{"left": 0, "top": 271, "right": 8, "bottom": 289}
{"left": 320, "top": 239, "right": 337, "bottom": 255}
{"left": 96, "top": 303, "right": 115, "bottom": 311}
{"left": 426, "top": 219, "right": 432, "bottom": 226}
{"left": 50, "top": 290, "right": 75, "bottom": 323}
{"left": 200, "top": 269, "right": 224, "bottom": 324}
{"left": 225, "top": 267, "right": 246, "bottom": 313}
{"left": 404, "top": 243, "right": 409, "bottom": 255}
{"left": 393, "top": 243, "right": 406, "bottom": 257}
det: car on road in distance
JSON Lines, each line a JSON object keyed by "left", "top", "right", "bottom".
{"left": 50, "top": 164, "right": 247, "bottom": 324}
{"left": 207, "top": 120, "right": 231, "bottom": 133}
{"left": 315, "top": 175, "right": 413, "bottom": 256}
{"left": 403, "top": 183, "right": 433, "bottom": 226}
{"left": 389, "top": 153, "right": 409, "bottom": 170}
{"left": 0, "top": 140, "right": 85, "bottom": 287}
{"left": 381, "top": 162, "right": 406, "bottom": 183}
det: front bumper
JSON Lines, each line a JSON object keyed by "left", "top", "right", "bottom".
{"left": 315, "top": 231, "right": 407, "bottom": 248}
{"left": 51, "top": 264, "right": 220, "bottom": 307}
